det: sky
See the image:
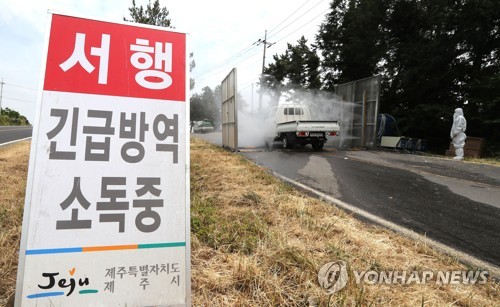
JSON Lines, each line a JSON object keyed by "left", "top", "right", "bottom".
{"left": 0, "top": 0, "right": 332, "bottom": 123}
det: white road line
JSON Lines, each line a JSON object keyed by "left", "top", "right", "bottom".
{"left": 274, "top": 172, "right": 500, "bottom": 279}
{"left": 0, "top": 137, "right": 32, "bottom": 147}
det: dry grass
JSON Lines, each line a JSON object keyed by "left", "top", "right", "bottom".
{"left": 0, "top": 141, "right": 30, "bottom": 306}
{"left": 464, "top": 157, "right": 500, "bottom": 166}
{"left": 0, "top": 138, "right": 498, "bottom": 306}
{"left": 189, "top": 137, "right": 498, "bottom": 306}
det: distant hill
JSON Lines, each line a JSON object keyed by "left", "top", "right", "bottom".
{"left": 0, "top": 107, "right": 30, "bottom": 126}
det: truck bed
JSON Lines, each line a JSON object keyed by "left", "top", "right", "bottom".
{"left": 276, "top": 120, "right": 340, "bottom": 134}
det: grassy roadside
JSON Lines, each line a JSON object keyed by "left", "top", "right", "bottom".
{"left": 189, "top": 137, "right": 498, "bottom": 305}
{"left": 464, "top": 157, "right": 500, "bottom": 166}
{"left": 0, "top": 141, "right": 29, "bottom": 306}
{"left": 1, "top": 138, "right": 498, "bottom": 306}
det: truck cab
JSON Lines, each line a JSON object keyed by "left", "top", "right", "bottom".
{"left": 277, "top": 105, "right": 312, "bottom": 123}
{"left": 264, "top": 104, "right": 340, "bottom": 151}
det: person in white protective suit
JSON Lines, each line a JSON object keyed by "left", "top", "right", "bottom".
{"left": 450, "top": 108, "right": 467, "bottom": 160}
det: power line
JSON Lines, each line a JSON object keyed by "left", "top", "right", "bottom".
{"left": 235, "top": 7, "right": 329, "bottom": 86}
{"left": 239, "top": 77, "right": 259, "bottom": 89}
{"left": 239, "top": 82, "right": 253, "bottom": 92}
{"left": 3, "top": 96, "right": 36, "bottom": 103}
{"left": 267, "top": 0, "right": 327, "bottom": 41}
{"left": 193, "top": 46, "right": 261, "bottom": 84}
{"left": 236, "top": 6, "right": 329, "bottom": 78}
{"left": 193, "top": 1, "right": 330, "bottom": 91}
{"left": 272, "top": 7, "right": 330, "bottom": 45}
{"left": 4, "top": 82, "right": 37, "bottom": 92}
{"left": 192, "top": 43, "right": 257, "bottom": 78}
{"left": 268, "top": 0, "right": 312, "bottom": 34}
{"left": 194, "top": 47, "right": 263, "bottom": 85}
{"left": 196, "top": 1, "right": 321, "bottom": 78}
{"left": 238, "top": 56, "right": 266, "bottom": 75}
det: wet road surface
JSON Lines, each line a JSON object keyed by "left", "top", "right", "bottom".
{"left": 194, "top": 132, "right": 500, "bottom": 272}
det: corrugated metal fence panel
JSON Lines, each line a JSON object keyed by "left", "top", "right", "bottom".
{"left": 221, "top": 68, "right": 238, "bottom": 151}
{"left": 335, "top": 75, "right": 381, "bottom": 148}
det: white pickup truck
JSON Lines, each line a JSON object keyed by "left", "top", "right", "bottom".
{"left": 264, "top": 104, "right": 340, "bottom": 151}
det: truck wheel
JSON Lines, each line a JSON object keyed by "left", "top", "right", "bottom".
{"left": 312, "top": 142, "right": 324, "bottom": 151}
{"left": 282, "top": 136, "right": 291, "bottom": 149}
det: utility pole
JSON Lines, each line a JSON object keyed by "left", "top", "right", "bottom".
{"left": 0, "top": 78, "right": 4, "bottom": 113}
{"left": 255, "top": 30, "right": 274, "bottom": 112}
{"left": 251, "top": 83, "right": 254, "bottom": 114}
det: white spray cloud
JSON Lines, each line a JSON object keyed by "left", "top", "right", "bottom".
{"left": 237, "top": 87, "right": 359, "bottom": 149}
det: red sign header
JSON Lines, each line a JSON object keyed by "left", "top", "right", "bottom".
{"left": 44, "top": 14, "right": 186, "bottom": 101}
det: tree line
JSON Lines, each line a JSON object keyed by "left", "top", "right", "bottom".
{"left": 0, "top": 108, "right": 30, "bottom": 126}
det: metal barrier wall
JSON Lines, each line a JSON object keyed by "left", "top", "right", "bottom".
{"left": 335, "top": 75, "right": 381, "bottom": 148}
{"left": 221, "top": 68, "right": 238, "bottom": 151}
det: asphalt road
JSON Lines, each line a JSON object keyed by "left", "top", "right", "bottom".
{"left": 0, "top": 126, "right": 33, "bottom": 145}
{"left": 194, "top": 132, "right": 500, "bottom": 272}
